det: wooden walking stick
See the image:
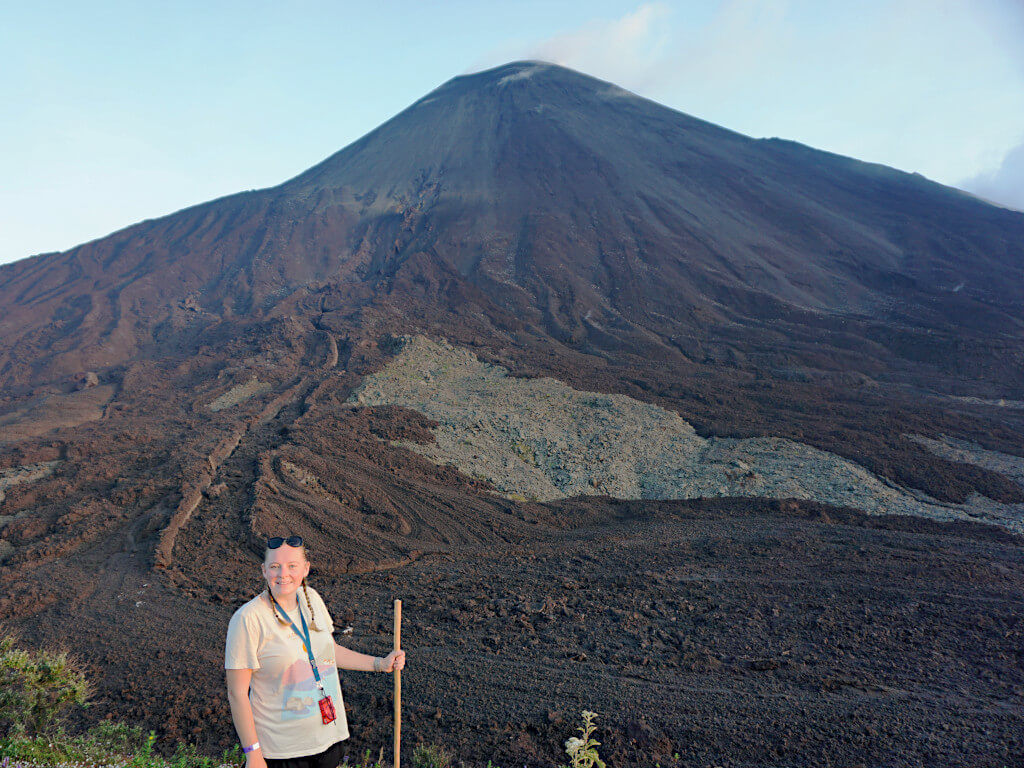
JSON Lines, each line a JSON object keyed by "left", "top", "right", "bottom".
{"left": 393, "top": 599, "right": 402, "bottom": 768}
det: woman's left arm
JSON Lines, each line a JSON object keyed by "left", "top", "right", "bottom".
{"left": 334, "top": 642, "right": 406, "bottom": 673}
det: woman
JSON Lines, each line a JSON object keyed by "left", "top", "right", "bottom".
{"left": 226, "top": 536, "right": 406, "bottom": 768}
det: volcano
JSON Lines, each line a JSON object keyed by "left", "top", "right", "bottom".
{"left": 1, "top": 62, "right": 1023, "bottom": 767}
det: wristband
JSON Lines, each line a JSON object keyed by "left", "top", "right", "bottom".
{"left": 243, "top": 742, "right": 260, "bottom": 754}
{"left": 373, "top": 656, "right": 384, "bottom": 673}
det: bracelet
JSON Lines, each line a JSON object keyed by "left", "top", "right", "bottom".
{"left": 373, "top": 656, "right": 384, "bottom": 673}
{"left": 243, "top": 742, "right": 260, "bottom": 754}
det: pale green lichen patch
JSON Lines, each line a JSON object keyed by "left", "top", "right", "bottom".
{"left": 348, "top": 335, "right": 1024, "bottom": 533}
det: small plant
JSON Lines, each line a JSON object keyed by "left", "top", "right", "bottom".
{"left": 87, "top": 718, "right": 151, "bottom": 755}
{"left": 220, "top": 743, "right": 244, "bottom": 767}
{"left": 0, "top": 631, "right": 91, "bottom": 737}
{"left": 127, "top": 730, "right": 158, "bottom": 768}
{"left": 412, "top": 743, "right": 452, "bottom": 768}
{"left": 168, "top": 740, "right": 212, "bottom": 768}
{"left": 347, "top": 747, "right": 387, "bottom": 768}
{"left": 560, "top": 711, "right": 604, "bottom": 768}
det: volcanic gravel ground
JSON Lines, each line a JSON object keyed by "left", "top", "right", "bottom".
{"left": 10, "top": 498, "right": 1023, "bottom": 768}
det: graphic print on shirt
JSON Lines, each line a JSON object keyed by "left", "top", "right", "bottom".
{"left": 281, "top": 657, "right": 340, "bottom": 721}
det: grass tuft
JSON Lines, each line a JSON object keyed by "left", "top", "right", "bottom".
{"left": 412, "top": 743, "right": 452, "bottom": 768}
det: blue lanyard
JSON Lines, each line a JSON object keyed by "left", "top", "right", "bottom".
{"left": 274, "top": 596, "right": 326, "bottom": 693}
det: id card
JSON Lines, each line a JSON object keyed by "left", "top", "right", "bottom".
{"left": 319, "top": 694, "right": 337, "bottom": 725}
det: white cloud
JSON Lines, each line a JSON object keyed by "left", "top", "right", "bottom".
{"left": 485, "top": 0, "right": 1024, "bottom": 191}
{"left": 523, "top": 3, "right": 674, "bottom": 91}
{"left": 960, "top": 140, "right": 1024, "bottom": 212}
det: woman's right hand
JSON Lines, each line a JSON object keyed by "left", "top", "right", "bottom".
{"left": 245, "top": 751, "right": 268, "bottom": 768}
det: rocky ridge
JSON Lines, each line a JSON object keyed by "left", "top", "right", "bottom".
{"left": 350, "top": 336, "right": 1024, "bottom": 533}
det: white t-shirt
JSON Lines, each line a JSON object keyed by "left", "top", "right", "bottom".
{"left": 225, "top": 588, "right": 350, "bottom": 759}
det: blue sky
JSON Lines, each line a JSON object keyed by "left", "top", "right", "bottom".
{"left": 2, "top": 0, "right": 1023, "bottom": 266}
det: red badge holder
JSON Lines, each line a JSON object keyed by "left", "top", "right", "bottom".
{"left": 319, "top": 694, "right": 337, "bottom": 725}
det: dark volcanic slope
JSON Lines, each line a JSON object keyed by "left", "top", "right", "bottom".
{"left": 2, "top": 61, "right": 1023, "bottom": 394}
{"left": 2, "top": 63, "right": 1023, "bottom": 504}
{"left": 1, "top": 61, "right": 1024, "bottom": 767}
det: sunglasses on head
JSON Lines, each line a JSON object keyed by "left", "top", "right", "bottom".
{"left": 267, "top": 536, "right": 303, "bottom": 549}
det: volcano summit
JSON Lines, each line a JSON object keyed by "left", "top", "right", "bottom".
{"left": 1, "top": 62, "right": 1023, "bottom": 766}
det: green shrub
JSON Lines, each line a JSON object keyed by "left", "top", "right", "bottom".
{"left": 560, "top": 711, "right": 604, "bottom": 768}
{"left": 0, "top": 633, "right": 247, "bottom": 768}
{"left": 412, "top": 742, "right": 452, "bottom": 768}
{"left": 0, "top": 631, "right": 91, "bottom": 737}
{"left": 349, "top": 747, "right": 388, "bottom": 768}
{"left": 122, "top": 730, "right": 242, "bottom": 768}
{"left": 127, "top": 730, "right": 158, "bottom": 768}
{"left": 166, "top": 739, "right": 227, "bottom": 768}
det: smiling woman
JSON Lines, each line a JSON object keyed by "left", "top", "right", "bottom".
{"left": 224, "top": 537, "right": 406, "bottom": 768}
